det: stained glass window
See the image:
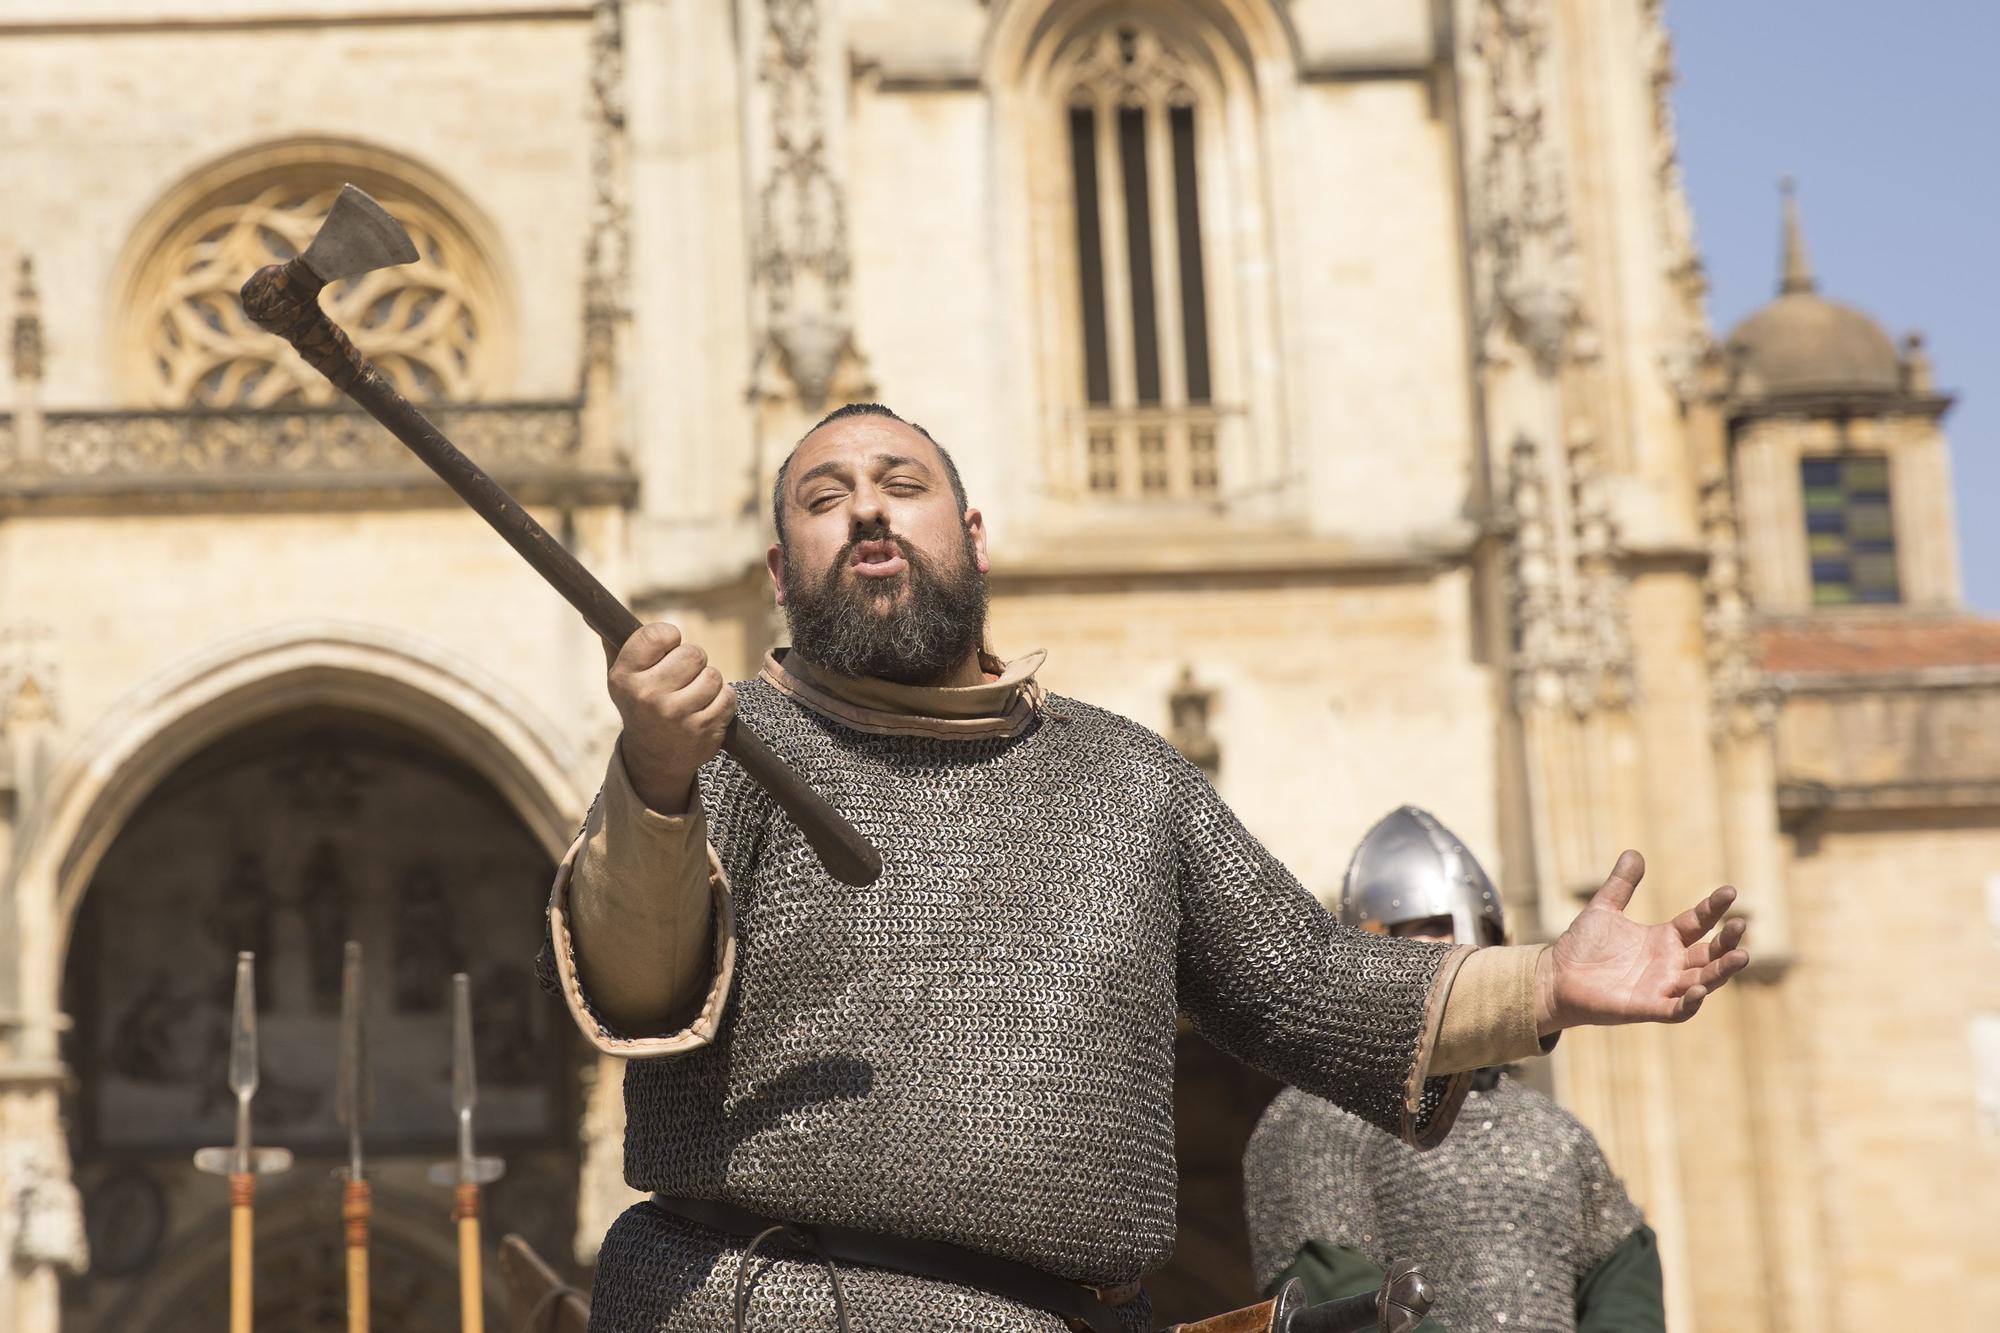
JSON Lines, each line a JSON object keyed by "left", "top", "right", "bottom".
{"left": 1801, "top": 454, "right": 1900, "bottom": 605}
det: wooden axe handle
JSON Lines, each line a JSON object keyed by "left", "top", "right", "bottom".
{"left": 241, "top": 259, "right": 881, "bottom": 887}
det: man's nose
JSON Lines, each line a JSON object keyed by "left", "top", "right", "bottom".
{"left": 848, "top": 484, "right": 888, "bottom": 529}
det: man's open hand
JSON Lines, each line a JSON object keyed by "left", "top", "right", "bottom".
{"left": 1533, "top": 851, "right": 1750, "bottom": 1035}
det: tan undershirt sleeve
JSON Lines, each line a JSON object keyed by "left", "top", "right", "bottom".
{"left": 1427, "top": 943, "right": 1561, "bottom": 1076}
{"left": 545, "top": 743, "right": 737, "bottom": 1057}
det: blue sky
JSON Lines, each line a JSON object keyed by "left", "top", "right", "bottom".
{"left": 1669, "top": 1, "right": 2000, "bottom": 612}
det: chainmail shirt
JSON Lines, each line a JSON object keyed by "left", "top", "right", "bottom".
{"left": 551, "top": 679, "right": 1462, "bottom": 1331}
{"left": 1244, "top": 1074, "right": 1644, "bottom": 1332}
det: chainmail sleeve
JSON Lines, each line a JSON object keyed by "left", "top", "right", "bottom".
{"left": 1166, "top": 748, "right": 1470, "bottom": 1146}
{"left": 1571, "top": 1112, "right": 1647, "bottom": 1269}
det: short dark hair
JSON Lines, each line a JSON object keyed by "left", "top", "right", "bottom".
{"left": 771, "top": 402, "right": 970, "bottom": 542}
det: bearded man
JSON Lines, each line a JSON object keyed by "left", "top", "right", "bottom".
{"left": 539, "top": 403, "right": 1748, "bottom": 1332}
{"left": 1244, "top": 808, "right": 1667, "bottom": 1332}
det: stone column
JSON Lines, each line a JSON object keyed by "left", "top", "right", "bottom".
{"left": 0, "top": 1073, "right": 87, "bottom": 1333}
{"left": 1458, "top": 2, "right": 1693, "bottom": 1323}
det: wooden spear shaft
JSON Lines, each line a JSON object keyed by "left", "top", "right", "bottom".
{"left": 229, "top": 1172, "right": 255, "bottom": 1333}
{"left": 339, "top": 940, "right": 373, "bottom": 1333}
{"left": 455, "top": 1183, "right": 484, "bottom": 1333}
{"left": 344, "top": 1180, "right": 371, "bottom": 1333}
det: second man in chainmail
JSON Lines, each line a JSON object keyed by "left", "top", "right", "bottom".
{"left": 541, "top": 403, "right": 1747, "bottom": 1332}
{"left": 1244, "top": 807, "right": 1667, "bottom": 1332}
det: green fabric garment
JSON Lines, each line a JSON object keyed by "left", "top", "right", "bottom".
{"left": 1576, "top": 1224, "right": 1666, "bottom": 1332}
{"left": 1271, "top": 1226, "right": 1663, "bottom": 1332}
{"left": 1268, "top": 1240, "right": 1445, "bottom": 1333}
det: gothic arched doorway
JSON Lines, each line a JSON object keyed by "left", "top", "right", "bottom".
{"left": 59, "top": 705, "right": 582, "bottom": 1332}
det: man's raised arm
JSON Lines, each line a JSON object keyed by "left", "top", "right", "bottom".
{"left": 546, "top": 624, "right": 742, "bottom": 1051}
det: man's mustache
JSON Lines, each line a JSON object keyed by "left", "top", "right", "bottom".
{"left": 832, "top": 529, "right": 920, "bottom": 579}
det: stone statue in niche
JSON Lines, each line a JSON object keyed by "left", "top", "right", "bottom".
{"left": 204, "top": 852, "right": 274, "bottom": 1009}
{"left": 1167, "top": 667, "right": 1221, "bottom": 777}
{"left": 393, "top": 865, "right": 461, "bottom": 1012}
{"left": 474, "top": 962, "right": 544, "bottom": 1087}
{"left": 105, "top": 968, "right": 221, "bottom": 1089}
{"left": 298, "top": 840, "right": 351, "bottom": 1013}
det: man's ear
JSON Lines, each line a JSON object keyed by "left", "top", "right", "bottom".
{"left": 766, "top": 543, "right": 787, "bottom": 604}
{"left": 965, "top": 508, "right": 991, "bottom": 574}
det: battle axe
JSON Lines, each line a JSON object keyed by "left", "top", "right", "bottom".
{"left": 239, "top": 186, "right": 880, "bottom": 887}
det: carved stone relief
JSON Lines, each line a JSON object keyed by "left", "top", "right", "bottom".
{"left": 1466, "top": 0, "right": 1582, "bottom": 375}
{"left": 747, "top": 0, "right": 871, "bottom": 408}
{"left": 0, "top": 402, "right": 582, "bottom": 488}
{"left": 1465, "top": 0, "right": 1636, "bottom": 718}
{"left": 12, "top": 256, "right": 43, "bottom": 384}
{"left": 583, "top": 0, "right": 632, "bottom": 387}
{"left": 1638, "top": 0, "right": 1711, "bottom": 400}
{"left": 1167, "top": 667, "right": 1221, "bottom": 777}
{"left": 1700, "top": 472, "right": 1776, "bottom": 738}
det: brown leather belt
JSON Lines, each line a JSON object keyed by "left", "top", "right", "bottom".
{"left": 647, "top": 1194, "right": 1136, "bottom": 1333}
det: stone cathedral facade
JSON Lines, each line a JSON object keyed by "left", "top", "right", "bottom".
{"left": 1, "top": 2, "right": 1995, "bottom": 1330}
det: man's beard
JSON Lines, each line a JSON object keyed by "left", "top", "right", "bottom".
{"left": 782, "top": 524, "right": 989, "bottom": 685}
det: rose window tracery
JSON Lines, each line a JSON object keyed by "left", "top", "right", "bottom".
{"left": 130, "top": 179, "right": 498, "bottom": 408}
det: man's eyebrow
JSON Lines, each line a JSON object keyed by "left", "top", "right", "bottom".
{"left": 791, "top": 452, "right": 935, "bottom": 495}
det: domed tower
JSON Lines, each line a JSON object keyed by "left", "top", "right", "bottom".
{"left": 1723, "top": 183, "right": 1959, "bottom": 612}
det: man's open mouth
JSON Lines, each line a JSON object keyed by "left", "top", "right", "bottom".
{"left": 849, "top": 538, "right": 908, "bottom": 578}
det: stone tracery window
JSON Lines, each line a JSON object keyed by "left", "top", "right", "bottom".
{"left": 126, "top": 166, "right": 502, "bottom": 409}
{"left": 1046, "top": 21, "right": 1236, "bottom": 506}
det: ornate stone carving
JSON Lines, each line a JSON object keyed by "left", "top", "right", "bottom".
{"left": 1466, "top": 0, "right": 1581, "bottom": 374}
{"left": 583, "top": 0, "right": 632, "bottom": 385}
{"left": 748, "top": 0, "right": 870, "bottom": 407}
{"left": 0, "top": 402, "right": 586, "bottom": 491}
{"left": 1066, "top": 23, "right": 1198, "bottom": 108}
{"left": 1568, "top": 426, "right": 1638, "bottom": 711}
{"left": 130, "top": 181, "right": 497, "bottom": 408}
{"left": 1500, "top": 429, "right": 1637, "bottom": 716}
{"left": 1639, "top": 0, "right": 1710, "bottom": 399}
{"left": 0, "top": 625, "right": 58, "bottom": 732}
{"left": 1700, "top": 471, "right": 1776, "bottom": 738}
{"left": 0, "top": 1129, "right": 87, "bottom": 1273}
{"left": 12, "top": 257, "right": 43, "bottom": 384}
{"left": 1502, "top": 434, "right": 1567, "bottom": 712}
{"left": 1166, "top": 666, "right": 1221, "bottom": 776}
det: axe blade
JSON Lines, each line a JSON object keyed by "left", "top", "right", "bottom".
{"left": 300, "top": 184, "right": 419, "bottom": 284}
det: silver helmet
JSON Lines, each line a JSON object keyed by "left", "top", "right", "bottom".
{"left": 1339, "top": 806, "right": 1505, "bottom": 947}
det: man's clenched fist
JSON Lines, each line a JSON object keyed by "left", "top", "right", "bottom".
{"left": 608, "top": 623, "right": 736, "bottom": 814}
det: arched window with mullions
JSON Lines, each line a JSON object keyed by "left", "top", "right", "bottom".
{"left": 1001, "top": 0, "right": 1290, "bottom": 518}
{"left": 1062, "top": 23, "right": 1219, "bottom": 501}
